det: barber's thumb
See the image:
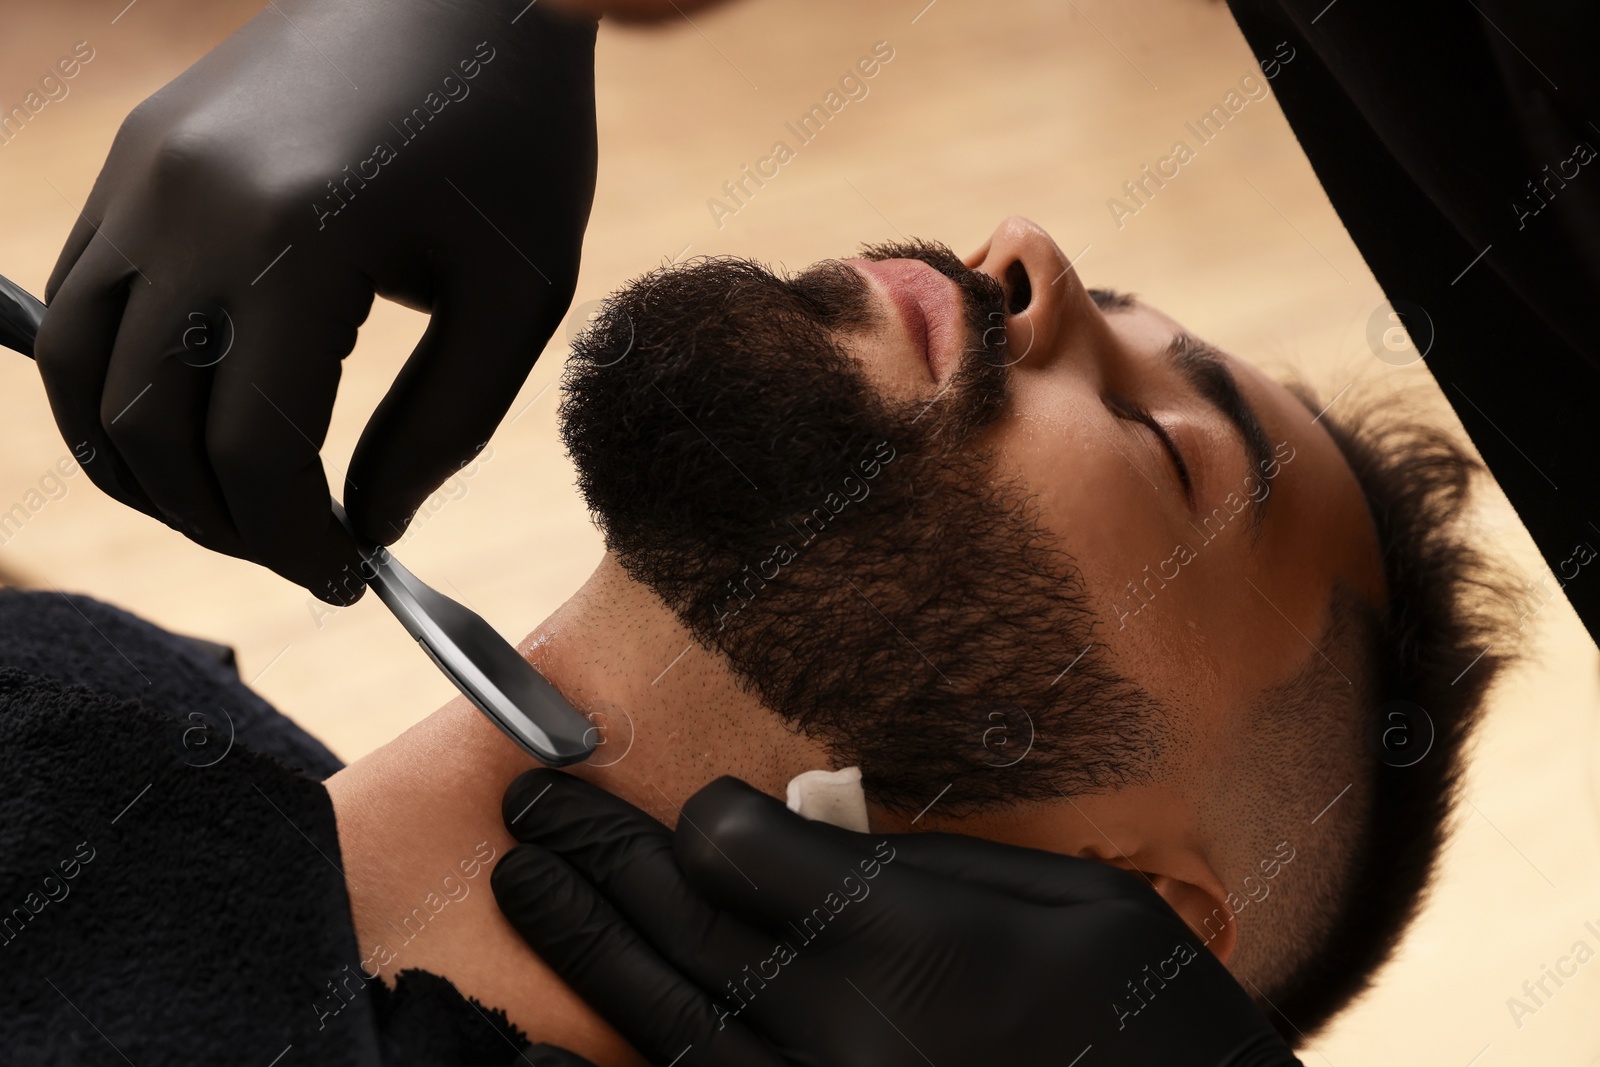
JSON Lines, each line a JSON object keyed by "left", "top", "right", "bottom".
{"left": 881, "top": 831, "right": 1161, "bottom": 910}
{"left": 676, "top": 776, "right": 893, "bottom": 930}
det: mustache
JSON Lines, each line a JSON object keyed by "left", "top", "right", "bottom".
{"left": 787, "top": 238, "right": 1010, "bottom": 364}
{"left": 782, "top": 238, "right": 1011, "bottom": 435}
{"left": 859, "top": 238, "right": 1011, "bottom": 431}
{"left": 857, "top": 237, "right": 1003, "bottom": 299}
{"left": 859, "top": 238, "right": 1011, "bottom": 366}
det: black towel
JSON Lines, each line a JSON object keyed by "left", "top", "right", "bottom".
{"left": 0, "top": 587, "right": 342, "bottom": 781}
{"left": 0, "top": 589, "right": 550, "bottom": 1066}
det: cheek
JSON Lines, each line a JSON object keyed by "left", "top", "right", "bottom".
{"left": 982, "top": 409, "right": 1180, "bottom": 595}
{"left": 981, "top": 406, "right": 1229, "bottom": 703}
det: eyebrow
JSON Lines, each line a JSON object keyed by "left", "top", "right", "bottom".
{"left": 1165, "top": 333, "right": 1278, "bottom": 538}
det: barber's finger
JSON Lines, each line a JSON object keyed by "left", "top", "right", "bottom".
{"left": 101, "top": 285, "right": 252, "bottom": 559}
{"left": 45, "top": 119, "right": 128, "bottom": 304}
{"left": 33, "top": 235, "right": 160, "bottom": 518}
{"left": 681, "top": 779, "right": 1161, "bottom": 920}
{"left": 491, "top": 844, "right": 787, "bottom": 1067}
{"left": 501, "top": 771, "right": 773, "bottom": 980}
{"left": 501, "top": 769, "right": 672, "bottom": 849}
{"left": 345, "top": 263, "right": 565, "bottom": 546}
{"left": 674, "top": 777, "right": 903, "bottom": 939}
{"left": 203, "top": 280, "right": 369, "bottom": 601}
{"left": 45, "top": 209, "right": 101, "bottom": 304}
{"left": 877, "top": 831, "right": 1163, "bottom": 910}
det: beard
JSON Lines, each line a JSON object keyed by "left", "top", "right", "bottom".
{"left": 560, "top": 239, "right": 1165, "bottom": 814}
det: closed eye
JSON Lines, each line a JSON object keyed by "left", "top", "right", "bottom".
{"left": 1108, "top": 396, "right": 1192, "bottom": 501}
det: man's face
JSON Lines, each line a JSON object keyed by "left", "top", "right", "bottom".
{"left": 840, "top": 217, "right": 1386, "bottom": 763}
{"left": 560, "top": 215, "right": 1384, "bottom": 814}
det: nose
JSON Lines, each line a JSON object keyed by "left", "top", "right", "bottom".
{"left": 964, "top": 216, "right": 1080, "bottom": 366}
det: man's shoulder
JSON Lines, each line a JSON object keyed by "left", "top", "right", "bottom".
{"left": 0, "top": 664, "right": 533, "bottom": 1065}
{"left": 0, "top": 662, "right": 383, "bottom": 1064}
{"left": 0, "top": 587, "right": 343, "bottom": 778}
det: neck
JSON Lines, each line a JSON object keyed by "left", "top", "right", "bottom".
{"left": 325, "top": 555, "right": 844, "bottom": 1065}
{"left": 454, "top": 553, "right": 839, "bottom": 824}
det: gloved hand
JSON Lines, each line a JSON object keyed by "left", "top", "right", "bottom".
{"left": 33, "top": 0, "right": 598, "bottom": 603}
{"left": 492, "top": 771, "right": 1303, "bottom": 1067}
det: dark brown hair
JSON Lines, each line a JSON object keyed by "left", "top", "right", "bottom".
{"left": 1256, "top": 382, "right": 1523, "bottom": 1041}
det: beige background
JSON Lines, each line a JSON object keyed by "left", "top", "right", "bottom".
{"left": 1, "top": 1, "right": 1596, "bottom": 1062}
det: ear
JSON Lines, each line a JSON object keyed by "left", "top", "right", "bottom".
{"left": 1146, "top": 871, "right": 1237, "bottom": 964}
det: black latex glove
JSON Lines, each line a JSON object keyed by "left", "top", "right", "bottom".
{"left": 33, "top": 0, "right": 598, "bottom": 603}
{"left": 492, "top": 771, "right": 1302, "bottom": 1067}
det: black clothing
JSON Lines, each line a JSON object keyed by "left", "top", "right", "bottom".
{"left": 0, "top": 587, "right": 343, "bottom": 780}
{"left": 0, "top": 589, "right": 537, "bottom": 1066}
{"left": 1225, "top": 0, "right": 1600, "bottom": 642}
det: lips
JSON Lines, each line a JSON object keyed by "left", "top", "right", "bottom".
{"left": 850, "top": 258, "right": 965, "bottom": 383}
